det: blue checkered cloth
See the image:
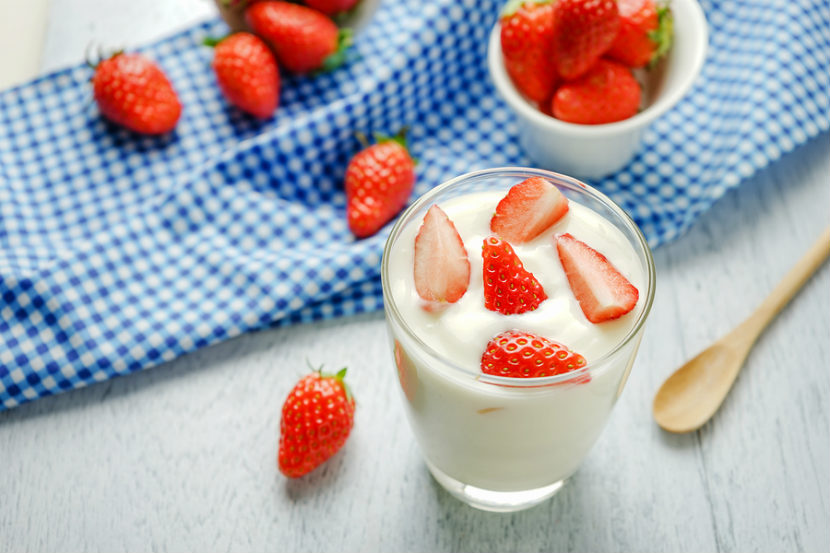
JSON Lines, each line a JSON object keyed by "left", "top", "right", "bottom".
{"left": 1, "top": 0, "right": 828, "bottom": 410}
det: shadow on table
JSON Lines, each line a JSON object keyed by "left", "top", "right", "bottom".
{"left": 421, "top": 466, "right": 605, "bottom": 551}
{"left": 281, "top": 447, "right": 353, "bottom": 500}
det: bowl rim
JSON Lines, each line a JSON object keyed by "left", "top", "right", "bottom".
{"left": 487, "top": 0, "right": 709, "bottom": 136}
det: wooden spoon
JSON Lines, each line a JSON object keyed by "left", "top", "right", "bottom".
{"left": 653, "top": 227, "right": 830, "bottom": 433}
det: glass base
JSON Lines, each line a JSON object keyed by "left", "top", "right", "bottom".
{"left": 425, "top": 460, "right": 566, "bottom": 513}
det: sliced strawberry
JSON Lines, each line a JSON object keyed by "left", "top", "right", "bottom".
{"left": 490, "top": 177, "right": 569, "bottom": 243}
{"left": 413, "top": 205, "right": 471, "bottom": 306}
{"left": 482, "top": 236, "right": 547, "bottom": 314}
{"left": 556, "top": 233, "right": 639, "bottom": 323}
{"left": 481, "top": 329, "right": 588, "bottom": 380}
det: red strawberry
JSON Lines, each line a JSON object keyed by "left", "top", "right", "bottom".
{"left": 482, "top": 236, "right": 547, "bottom": 315}
{"left": 552, "top": 0, "right": 620, "bottom": 80}
{"left": 208, "top": 32, "right": 280, "bottom": 118}
{"left": 481, "top": 330, "right": 588, "bottom": 379}
{"left": 245, "top": 1, "right": 351, "bottom": 73}
{"left": 491, "top": 177, "right": 569, "bottom": 243}
{"left": 556, "top": 233, "right": 639, "bottom": 323}
{"left": 345, "top": 131, "right": 416, "bottom": 238}
{"left": 92, "top": 53, "right": 181, "bottom": 134}
{"left": 606, "top": 0, "right": 673, "bottom": 68}
{"left": 500, "top": 0, "right": 559, "bottom": 105}
{"left": 278, "top": 368, "right": 356, "bottom": 478}
{"left": 305, "top": 0, "right": 360, "bottom": 16}
{"left": 552, "top": 59, "right": 641, "bottom": 124}
{"left": 413, "top": 205, "right": 471, "bottom": 306}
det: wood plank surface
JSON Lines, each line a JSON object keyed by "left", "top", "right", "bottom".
{"left": 1, "top": 1, "right": 828, "bottom": 551}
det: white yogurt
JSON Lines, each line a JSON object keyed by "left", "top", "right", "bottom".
{"left": 385, "top": 189, "right": 648, "bottom": 493}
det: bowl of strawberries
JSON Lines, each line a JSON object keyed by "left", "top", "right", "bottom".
{"left": 489, "top": 0, "right": 707, "bottom": 179}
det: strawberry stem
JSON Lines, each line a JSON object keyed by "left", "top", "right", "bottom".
{"left": 84, "top": 42, "right": 97, "bottom": 69}
{"left": 354, "top": 131, "right": 370, "bottom": 149}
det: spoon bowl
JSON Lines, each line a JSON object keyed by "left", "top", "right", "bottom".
{"left": 653, "top": 228, "right": 830, "bottom": 433}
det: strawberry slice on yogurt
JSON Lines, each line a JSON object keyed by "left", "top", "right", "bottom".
{"left": 413, "top": 205, "right": 471, "bottom": 309}
{"left": 490, "top": 176, "right": 569, "bottom": 243}
{"left": 556, "top": 233, "right": 639, "bottom": 323}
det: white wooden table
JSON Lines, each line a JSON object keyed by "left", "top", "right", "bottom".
{"left": 1, "top": 2, "right": 828, "bottom": 551}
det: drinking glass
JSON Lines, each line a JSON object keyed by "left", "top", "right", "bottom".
{"left": 381, "top": 167, "right": 656, "bottom": 512}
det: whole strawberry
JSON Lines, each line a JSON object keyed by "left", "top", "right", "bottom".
{"left": 345, "top": 130, "right": 416, "bottom": 238}
{"left": 606, "top": 0, "right": 673, "bottom": 68}
{"left": 500, "top": 0, "right": 558, "bottom": 105}
{"left": 208, "top": 32, "right": 280, "bottom": 118}
{"left": 552, "top": 0, "right": 620, "bottom": 80}
{"left": 245, "top": 1, "right": 352, "bottom": 73}
{"left": 552, "top": 59, "right": 641, "bottom": 124}
{"left": 482, "top": 236, "right": 547, "bottom": 314}
{"left": 481, "top": 330, "right": 588, "bottom": 379}
{"left": 92, "top": 52, "right": 181, "bottom": 134}
{"left": 278, "top": 368, "right": 356, "bottom": 478}
{"left": 305, "top": 0, "right": 361, "bottom": 16}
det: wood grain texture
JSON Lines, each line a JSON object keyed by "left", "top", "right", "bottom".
{"left": 1, "top": 2, "right": 828, "bottom": 551}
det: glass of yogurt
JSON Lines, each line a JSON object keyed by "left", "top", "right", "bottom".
{"left": 381, "top": 167, "right": 655, "bottom": 512}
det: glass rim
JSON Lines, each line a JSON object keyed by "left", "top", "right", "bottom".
{"left": 381, "top": 166, "right": 656, "bottom": 387}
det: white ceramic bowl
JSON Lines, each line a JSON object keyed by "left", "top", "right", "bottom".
{"left": 488, "top": 0, "right": 708, "bottom": 179}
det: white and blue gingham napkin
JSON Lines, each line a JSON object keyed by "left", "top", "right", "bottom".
{"left": 1, "top": 0, "right": 827, "bottom": 409}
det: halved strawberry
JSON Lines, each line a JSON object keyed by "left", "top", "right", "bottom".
{"left": 555, "top": 233, "right": 639, "bottom": 323}
{"left": 490, "top": 177, "right": 569, "bottom": 243}
{"left": 413, "top": 205, "right": 470, "bottom": 307}
{"left": 481, "top": 329, "right": 588, "bottom": 379}
{"left": 482, "top": 236, "right": 547, "bottom": 314}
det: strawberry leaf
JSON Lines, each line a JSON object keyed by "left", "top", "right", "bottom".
{"left": 320, "top": 28, "right": 354, "bottom": 72}
{"left": 647, "top": 3, "right": 674, "bottom": 68}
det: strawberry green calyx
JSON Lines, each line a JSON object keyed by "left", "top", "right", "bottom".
{"left": 85, "top": 46, "right": 124, "bottom": 70}
{"left": 372, "top": 128, "right": 418, "bottom": 164}
{"left": 355, "top": 127, "right": 411, "bottom": 152}
{"left": 648, "top": 3, "right": 674, "bottom": 67}
{"left": 321, "top": 28, "right": 354, "bottom": 72}
{"left": 373, "top": 127, "right": 409, "bottom": 149}
{"left": 202, "top": 36, "right": 229, "bottom": 48}
{"left": 309, "top": 361, "right": 353, "bottom": 402}
{"left": 501, "top": 0, "right": 553, "bottom": 18}
{"left": 326, "top": 366, "right": 354, "bottom": 403}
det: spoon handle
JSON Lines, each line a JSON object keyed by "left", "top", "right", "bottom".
{"left": 737, "top": 227, "right": 830, "bottom": 346}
